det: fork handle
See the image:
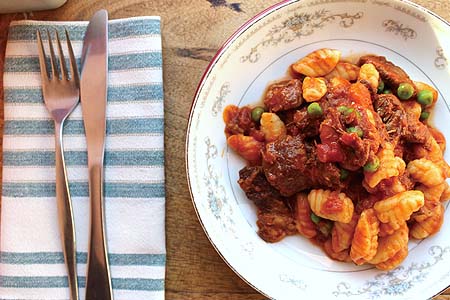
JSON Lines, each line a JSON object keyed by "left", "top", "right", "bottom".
{"left": 85, "top": 164, "right": 113, "bottom": 300}
{"left": 54, "top": 122, "right": 79, "bottom": 300}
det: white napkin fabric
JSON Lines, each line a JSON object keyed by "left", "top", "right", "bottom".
{"left": 0, "top": 17, "right": 165, "bottom": 300}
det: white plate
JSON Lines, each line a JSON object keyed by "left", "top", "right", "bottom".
{"left": 186, "top": 0, "right": 450, "bottom": 299}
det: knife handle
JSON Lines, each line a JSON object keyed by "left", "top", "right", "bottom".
{"left": 85, "top": 164, "right": 113, "bottom": 300}
{"left": 54, "top": 122, "right": 79, "bottom": 300}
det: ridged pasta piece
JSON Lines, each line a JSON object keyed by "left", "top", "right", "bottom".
{"left": 295, "top": 193, "right": 317, "bottom": 238}
{"left": 441, "top": 181, "right": 450, "bottom": 202}
{"left": 332, "top": 213, "right": 359, "bottom": 253}
{"left": 410, "top": 202, "right": 444, "bottom": 239}
{"left": 302, "top": 77, "right": 327, "bottom": 102}
{"left": 415, "top": 182, "right": 447, "bottom": 204}
{"left": 375, "top": 246, "right": 408, "bottom": 271}
{"left": 308, "top": 189, "right": 354, "bottom": 223}
{"left": 407, "top": 158, "right": 445, "bottom": 187}
{"left": 323, "top": 239, "right": 351, "bottom": 262}
{"left": 374, "top": 190, "right": 424, "bottom": 230}
{"left": 364, "top": 143, "right": 406, "bottom": 188}
{"left": 369, "top": 222, "right": 408, "bottom": 264}
{"left": 292, "top": 48, "right": 341, "bottom": 77}
{"left": 378, "top": 222, "right": 396, "bottom": 237}
{"left": 350, "top": 208, "right": 379, "bottom": 265}
{"left": 260, "top": 112, "right": 286, "bottom": 142}
{"left": 324, "top": 62, "right": 360, "bottom": 81}
{"left": 329, "top": 77, "right": 351, "bottom": 89}
{"left": 227, "top": 134, "right": 264, "bottom": 163}
{"left": 358, "top": 63, "right": 379, "bottom": 91}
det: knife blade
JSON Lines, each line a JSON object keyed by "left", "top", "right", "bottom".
{"left": 80, "top": 9, "right": 113, "bottom": 300}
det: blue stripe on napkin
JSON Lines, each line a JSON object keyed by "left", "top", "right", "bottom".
{"left": 0, "top": 252, "right": 166, "bottom": 266}
{"left": 3, "top": 150, "right": 164, "bottom": 166}
{"left": 4, "top": 118, "right": 163, "bottom": 135}
{"left": 5, "top": 84, "right": 164, "bottom": 103}
{"left": 7, "top": 19, "right": 161, "bottom": 41}
{"left": 4, "top": 52, "right": 162, "bottom": 73}
{"left": 0, "top": 276, "right": 164, "bottom": 291}
{"left": 3, "top": 182, "right": 165, "bottom": 198}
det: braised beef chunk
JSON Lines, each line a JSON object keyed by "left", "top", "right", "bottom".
{"left": 403, "top": 119, "right": 431, "bottom": 145}
{"left": 263, "top": 135, "right": 312, "bottom": 196}
{"left": 374, "top": 94, "right": 407, "bottom": 145}
{"left": 238, "top": 166, "right": 286, "bottom": 212}
{"left": 359, "top": 55, "right": 416, "bottom": 93}
{"left": 262, "top": 135, "right": 342, "bottom": 196}
{"left": 264, "top": 79, "right": 303, "bottom": 112}
{"left": 238, "top": 166, "right": 297, "bottom": 243}
{"left": 304, "top": 141, "right": 342, "bottom": 189}
{"left": 286, "top": 108, "right": 322, "bottom": 138}
{"left": 257, "top": 211, "right": 297, "bottom": 243}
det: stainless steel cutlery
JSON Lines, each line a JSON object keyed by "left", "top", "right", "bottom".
{"left": 80, "top": 9, "right": 113, "bottom": 300}
{"left": 36, "top": 9, "right": 112, "bottom": 300}
{"left": 37, "top": 28, "right": 80, "bottom": 300}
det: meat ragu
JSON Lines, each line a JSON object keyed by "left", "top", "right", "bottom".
{"left": 223, "top": 48, "right": 450, "bottom": 270}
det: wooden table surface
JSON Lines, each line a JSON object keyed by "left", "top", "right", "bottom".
{"left": 1, "top": 0, "right": 450, "bottom": 299}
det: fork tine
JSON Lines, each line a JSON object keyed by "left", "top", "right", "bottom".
{"left": 36, "top": 30, "right": 50, "bottom": 82}
{"left": 55, "top": 30, "right": 68, "bottom": 81}
{"left": 46, "top": 29, "right": 59, "bottom": 80}
{"left": 65, "top": 28, "right": 79, "bottom": 85}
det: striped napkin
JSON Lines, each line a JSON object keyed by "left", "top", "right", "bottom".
{"left": 0, "top": 17, "right": 165, "bottom": 300}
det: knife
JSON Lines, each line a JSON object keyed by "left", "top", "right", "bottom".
{"left": 80, "top": 9, "right": 113, "bottom": 300}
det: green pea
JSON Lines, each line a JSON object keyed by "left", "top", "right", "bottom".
{"left": 377, "top": 80, "right": 385, "bottom": 94}
{"left": 307, "top": 102, "right": 323, "bottom": 116}
{"left": 337, "top": 105, "right": 354, "bottom": 116}
{"left": 420, "top": 111, "right": 430, "bottom": 121}
{"left": 364, "top": 157, "right": 380, "bottom": 172}
{"left": 397, "top": 83, "right": 414, "bottom": 100}
{"left": 251, "top": 106, "right": 265, "bottom": 122}
{"left": 340, "top": 169, "right": 349, "bottom": 180}
{"left": 417, "top": 90, "right": 433, "bottom": 106}
{"left": 346, "top": 126, "right": 363, "bottom": 138}
{"left": 310, "top": 212, "right": 321, "bottom": 225}
{"left": 383, "top": 89, "right": 392, "bottom": 94}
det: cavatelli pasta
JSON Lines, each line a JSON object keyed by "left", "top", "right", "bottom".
{"left": 374, "top": 190, "right": 424, "bottom": 230}
{"left": 295, "top": 193, "right": 317, "bottom": 238}
{"left": 302, "top": 77, "right": 327, "bottom": 102}
{"left": 227, "top": 134, "right": 264, "bottom": 163}
{"left": 308, "top": 189, "right": 354, "bottom": 223}
{"left": 364, "top": 143, "right": 406, "bottom": 188}
{"left": 375, "top": 246, "right": 408, "bottom": 271}
{"left": 292, "top": 48, "right": 341, "bottom": 77}
{"left": 441, "top": 181, "right": 450, "bottom": 202}
{"left": 323, "top": 239, "right": 351, "bottom": 262}
{"left": 350, "top": 208, "right": 379, "bottom": 265}
{"left": 369, "top": 222, "right": 408, "bottom": 265}
{"left": 332, "top": 213, "right": 359, "bottom": 253}
{"left": 407, "top": 158, "right": 446, "bottom": 187}
{"left": 260, "top": 112, "right": 286, "bottom": 142}
{"left": 410, "top": 202, "right": 444, "bottom": 239}
{"left": 358, "top": 63, "right": 379, "bottom": 91}
{"left": 324, "top": 62, "right": 360, "bottom": 81}
{"left": 415, "top": 182, "right": 447, "bottom": 203}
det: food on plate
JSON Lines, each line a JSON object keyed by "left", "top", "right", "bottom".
{"left": 224, "top": 48, "right": 449, "bottom": 270}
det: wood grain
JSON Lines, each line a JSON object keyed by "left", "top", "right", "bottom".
{"left": 0, "top": 0, "right": 449, "bottom": 299}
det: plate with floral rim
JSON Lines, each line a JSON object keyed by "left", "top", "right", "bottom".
{"left": 186, "top": 0, "right": 450, "bottom": 299}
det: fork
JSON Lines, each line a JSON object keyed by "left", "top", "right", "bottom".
{"left": 37, "top": 29, "right": 79, "bottom": 300}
